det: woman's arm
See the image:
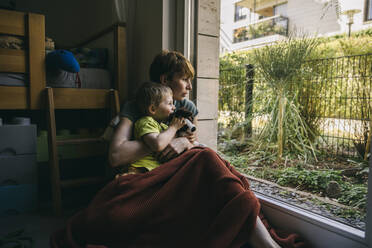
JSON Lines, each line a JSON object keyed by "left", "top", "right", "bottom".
{"left": 109, "top": 117, "right": 151, "bottom": 168}
{"left": 142, "top": 117, "right": 184, "bottom": 152}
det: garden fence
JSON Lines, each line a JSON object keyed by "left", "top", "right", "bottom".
{"left": 219, "top": 53, "right": 372, "bottom": 157}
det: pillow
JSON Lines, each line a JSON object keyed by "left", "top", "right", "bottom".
{"left": 46, "top": 49, "right": 80, "bottom": 73}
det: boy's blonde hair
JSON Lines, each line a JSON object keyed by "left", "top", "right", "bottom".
{"left": 135, "top": 82, "right": 173, "bottom": 115}
{"left": 149, "top": 50, "right": 195, "bottom": 82}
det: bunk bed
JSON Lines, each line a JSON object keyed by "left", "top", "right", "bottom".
{"left": 0, "top": 8, "right": 127, "bottom": 110}
{"left": 0, "top": 9, "right": 126, "bottom": 215}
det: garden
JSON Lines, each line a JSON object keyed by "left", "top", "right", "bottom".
{"left": 218, "top": 29, "right": 372, "bottom": 230}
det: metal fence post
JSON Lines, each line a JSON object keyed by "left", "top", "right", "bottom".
{"left": 245, "top": 64, "right": 254, "bottom": 137}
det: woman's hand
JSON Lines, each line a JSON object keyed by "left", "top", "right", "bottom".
{"left": 178, "top": 130, "right": 196, "bottom": 144}
{"left": 157, "top": 136, "right": 193, "bottom": 163}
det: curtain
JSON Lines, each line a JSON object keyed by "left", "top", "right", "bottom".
{"left": 114, "top": 0, "right": 127, "bottom": 22}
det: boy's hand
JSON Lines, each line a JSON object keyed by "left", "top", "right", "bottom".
{"left": 169, "top": 116, "right": 185, "bottom": 130}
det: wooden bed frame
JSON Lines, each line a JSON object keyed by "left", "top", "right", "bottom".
{"left": 0, "top": 9, "right": 127, "bottom": 110}
{"left": 0, "top": 9, "right": 126, "bottom": 215}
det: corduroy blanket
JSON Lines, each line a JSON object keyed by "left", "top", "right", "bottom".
{"left": 50, "top": 147, "right": 304, "bottom": 248}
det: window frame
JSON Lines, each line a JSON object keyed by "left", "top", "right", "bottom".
{"left": 365, "top": 0, "right": 372, "bottom": 21}
{"left": 234, "top": 3, "right": 247, "bottom": 22}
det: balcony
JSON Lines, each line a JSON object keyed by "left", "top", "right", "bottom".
{"left": 233, "top": 15, "right": 288, "bottom": 43}
{"left": 237, "top": 0, "right": 287, "bottom": 16}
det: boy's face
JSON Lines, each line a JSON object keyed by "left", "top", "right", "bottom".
{"left": 166, "top": 73, "right": 192, "bottom": 101}
{"left": 152, "top": 93, "right": 175, "bottom": 121}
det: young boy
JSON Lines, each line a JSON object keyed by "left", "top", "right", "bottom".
{"left": 128, "top": 82, "right": 186, "bottom": 172}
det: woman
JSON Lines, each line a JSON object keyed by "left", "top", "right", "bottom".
{"left": 51, "top": 51, "right": 302, "bottom": 248}
{"left": 109, "top": 50, "right": 198, "bottom": 169}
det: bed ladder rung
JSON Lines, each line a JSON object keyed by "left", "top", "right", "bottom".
{"left": 56, "top": 137, "right": 104, "bottom": 146}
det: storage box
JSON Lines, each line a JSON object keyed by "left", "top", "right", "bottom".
{"left": 0, "top": 125, "right": 37, "bottom": 155}
{"left": 0, "top": 154, "right": 37, "bottom": 184}
{"left": 0, "top": 184, "right": 38, "bottom": 215}
{"left": 0, "top": 124, "right": 38, "bottom": 215}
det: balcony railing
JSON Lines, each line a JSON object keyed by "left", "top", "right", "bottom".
{"left": 233, "top": 15, "right": 288, "bottom": 43}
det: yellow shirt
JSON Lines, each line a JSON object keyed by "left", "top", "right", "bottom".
{"left": 131, "top": 116, "right": 168, "bottom": 171}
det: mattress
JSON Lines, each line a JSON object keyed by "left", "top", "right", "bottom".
{"left": 0, "top": 35, "right": 111, "bottom": 89}
{"left": 0, "top": 68, "right": 111, "bottom": 89}
{"left": 47, "top": 68, "right": 112, "bottom": 89}
{"left": 0, "top": 73, "right": 27, "bottom": 86}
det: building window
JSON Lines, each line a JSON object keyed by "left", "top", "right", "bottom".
{"left": 366, "top": 0, "right": 372, "bottom": 21}
{"left": 234, "top": 4, "right": 248, "bottom": 22}
{"left": 274, "top": 2, "right": 288, "bottom": 17}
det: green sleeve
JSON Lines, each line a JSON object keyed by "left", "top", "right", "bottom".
{"left": 134, "top": 117, "right": 163, "bottom": 140}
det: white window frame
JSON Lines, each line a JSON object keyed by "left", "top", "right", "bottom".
{"left": 365, "top": 0, "right": 372, "bottom": 21}
{"left": 234, "top": 3, "right": 247, "bottom": 22}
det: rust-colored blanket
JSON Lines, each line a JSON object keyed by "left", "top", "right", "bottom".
{"left": 50, "top": 147, "right": 303, "bottom": 248}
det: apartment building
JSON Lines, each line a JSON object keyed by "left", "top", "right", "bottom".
{"left": 221, "top": 0, "right": 372, "bottom": 53}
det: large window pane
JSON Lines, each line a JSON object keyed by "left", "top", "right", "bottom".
{"left": 220, "top": 0, "right": 371, "bottom": 236}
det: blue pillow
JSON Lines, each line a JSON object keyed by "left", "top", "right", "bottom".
{"left": 46, "top": 50, "right": 80, "bottom": 73}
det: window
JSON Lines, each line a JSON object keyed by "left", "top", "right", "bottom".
{"left": 234, "top": 4, "right": 248, "bottom": 22}
{"left": 366, "top": 0, "right": 372, "bottom": 21}
{"left": 274, "top": 2, "right": 287, "bottom": 17}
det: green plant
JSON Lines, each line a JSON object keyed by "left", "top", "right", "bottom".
{"left": 339, "top": 183, "right": 368, "bottom": 209}
{"left": 219, "top": 28, "right": 372, "bottom": 153}
{"left": 251, "top": 34, "right": 320, "bottom": 161}
{"left": 276, "top": 167, "right": 342, "bottom": 192}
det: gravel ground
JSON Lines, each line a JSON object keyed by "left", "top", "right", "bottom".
{"left": 245, "top": 176, "right": 366, "bottom": 230}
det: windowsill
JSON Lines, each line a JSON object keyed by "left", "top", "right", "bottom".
{"left": 363, "top": 19, "right": 372, "bottom": 24}
{"left": 255, "top": 192, "right": 367, "bottom": 247}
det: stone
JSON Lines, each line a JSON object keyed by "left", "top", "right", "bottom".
{"left": 326, "top": 181, "right": 341, "bottom": 198}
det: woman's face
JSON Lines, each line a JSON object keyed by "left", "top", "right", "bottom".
{"left": 166, "top": 74, "right": 192, "bottom": 101}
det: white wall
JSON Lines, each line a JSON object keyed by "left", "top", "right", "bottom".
{"left": 196, "top": 0, "right": 220, "bottom": 150}
{"left": 287, "top": 0, "right": 339, "bottom": 36}
{"left": 338, "top": 0, "right": 372, "bottom": 33}
{"left": 287, "top": 0, "right": 372, "bottom": 36}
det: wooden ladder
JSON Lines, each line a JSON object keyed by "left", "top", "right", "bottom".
{"left": 46, "top": 87, "right": 120, "bottom": 216}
